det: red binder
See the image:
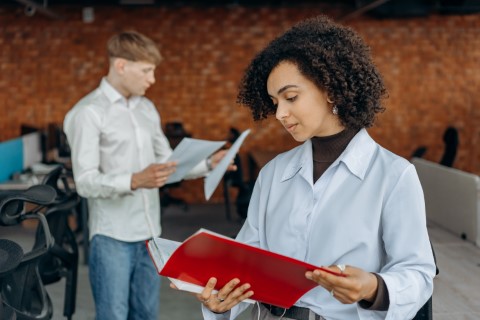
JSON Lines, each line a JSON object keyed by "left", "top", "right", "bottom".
{"left": 147, "top": 229, "right": 344, "bottom": 308}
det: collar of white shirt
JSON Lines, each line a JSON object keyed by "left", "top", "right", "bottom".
{"left": 281, "top": 128, "right": 377, "bottom": 182}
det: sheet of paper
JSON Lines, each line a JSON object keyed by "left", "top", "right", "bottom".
{"left": 204, "top": 129, "right": 250, "bottom": 200}
{"left": 166, "top": 138, "right": 225, "bottom": 184}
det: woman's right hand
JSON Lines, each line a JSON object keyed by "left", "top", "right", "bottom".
{"left": 196, "top": 277, "right": 254, "bottom": 314}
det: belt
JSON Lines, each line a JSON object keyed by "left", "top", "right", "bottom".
{"left": 261, "top": 303, "right": 324, "bottom": 320}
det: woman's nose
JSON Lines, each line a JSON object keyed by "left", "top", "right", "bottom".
{"left": 275, "top": 102, "right": 289, "bottom": 120}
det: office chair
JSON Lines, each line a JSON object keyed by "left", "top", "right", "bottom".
{"left": 223, "top": 128, "right": 253, "bottom": 221}
{"left": 439, "top": 126, "right": 458, "bottom": 167}
{"left": 0, "top": 238, "right": 24, "bottom": 320}
{"left": 160, "top": 122, "right": 191, "bottom": 211}
{"left": 0, "top": 185, "right": 56, "bottom": 320}
{"left": 411, "top": 146, "right": 427, "bottom": 159}
{"left": 36, "top": 165, "right": 80, "bottom": 320}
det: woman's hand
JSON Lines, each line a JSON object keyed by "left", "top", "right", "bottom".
{"left": 305, "top": 265, "right": 378, "bottom": 304}
{"left": 195, "top": 277, "right": 254, "bottom": 314}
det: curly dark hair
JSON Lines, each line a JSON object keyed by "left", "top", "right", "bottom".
{"left": 237, "top": 15, "right": 387, "bottom": 129}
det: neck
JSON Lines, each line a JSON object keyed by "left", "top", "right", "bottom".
{"left": 106, "top": 73, "right": 131, "bottom": 98}
{"left": 311, "top": 128, "right": 358, "bottom": 181}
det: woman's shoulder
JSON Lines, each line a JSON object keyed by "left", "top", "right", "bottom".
{"left": 375, "top": 144, "right": 414, "bottom": 177}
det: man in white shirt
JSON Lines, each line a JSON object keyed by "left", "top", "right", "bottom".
{"left": 64, "top": 31, "right": 227, "bottom": 320}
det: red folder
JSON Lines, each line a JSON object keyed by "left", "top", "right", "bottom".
{"left": 147, "top": 229, "right": 344, "bottom": 308}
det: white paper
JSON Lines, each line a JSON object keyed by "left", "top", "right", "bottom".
{"left": 204, "top": 129, "right": 251, "bottom": 200}
{"left": 148, "top": 233, "right": 254, "bottom": 304}
{"left": 166, "top": 138, "right": 225, "bottom": 184}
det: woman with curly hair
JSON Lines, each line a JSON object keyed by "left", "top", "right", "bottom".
{"left": 197, "top": 15, "right": 436, "bottom": 320}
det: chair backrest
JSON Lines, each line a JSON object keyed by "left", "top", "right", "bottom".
{"left": 165, "top": 122, "right": 191, "bottom": 148}
{"left": 38, "top": 165, "right": 80, "bottom": 319}
{"left": 0, "top": 239, "right": 24, "bottom": 320}
{"left": 0, "top": 186, "right": 57, "bottom": 320}
{"left": 412, "top": 296, "right": 433, "bottom": 320}
{"left": 439, "top": 126, "right": 458, "bottom": 167}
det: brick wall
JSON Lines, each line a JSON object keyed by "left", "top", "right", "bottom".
{"left": 0, "top": 5, "right": 479, "bottom": 203}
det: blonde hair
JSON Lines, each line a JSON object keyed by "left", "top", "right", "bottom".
{"left": 107, "top": 31, "right": 162, "bottom": 66}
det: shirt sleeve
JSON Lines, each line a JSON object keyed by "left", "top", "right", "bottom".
{"left": 358, "top": 164, "right": 436, "bottom": 320}
{"left": 151, "top": 108, "right": 174, "bottom": 164}
{"left": 358, "top": 273, "right": 389, "bottom": 311}
{"left": 64, "top": 106, "right": 132, "bottom": 199}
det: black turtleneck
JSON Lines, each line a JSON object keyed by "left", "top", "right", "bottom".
{"left": 311, "top": 128, "right": 358, "bottom": 182}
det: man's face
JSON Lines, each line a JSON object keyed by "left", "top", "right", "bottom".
{"left": 119, "top": 60, "right": 156, "bottom": 97}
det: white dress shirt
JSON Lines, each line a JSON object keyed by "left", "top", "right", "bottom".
{"left": 64, "top": 78, "right": 207, "bottom": 242}
{"left": 203, "top": 129, "right": 436, "bottom": 320}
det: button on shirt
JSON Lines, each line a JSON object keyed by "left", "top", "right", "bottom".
{"left": 202, "top": 129, "right": 436, "bottom": 320}
{"left": 64, "top": 78, "right": 206, "bottom": 242}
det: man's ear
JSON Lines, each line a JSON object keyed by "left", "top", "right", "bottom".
{"left": 112, "top": 58, "right": 127, "bottom": 75}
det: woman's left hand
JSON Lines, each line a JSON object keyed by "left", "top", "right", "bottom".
{"left": 305, "top": 265, "right": 378, "bottom": 304}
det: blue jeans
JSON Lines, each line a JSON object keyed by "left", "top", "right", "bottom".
{"left": 89, "top": 235, "right": 160, "bottom": 320}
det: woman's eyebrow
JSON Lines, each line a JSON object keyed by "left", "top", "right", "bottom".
{"left": 277, "top": 85, "right": 298, "bottom": 94}
{"left": 269, "top": 84, "right": 299, "bottom": 98}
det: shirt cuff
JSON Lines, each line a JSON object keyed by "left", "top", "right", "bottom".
{"left": 358, "top": 273, "right": 390, "bottom": 311}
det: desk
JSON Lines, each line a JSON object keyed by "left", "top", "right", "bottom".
{"left": 248, "top": 151, "right": 278, "bottom": 181}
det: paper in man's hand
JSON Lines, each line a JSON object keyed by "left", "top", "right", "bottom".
{"left": 204, "top": 129, "right": 251, "bottom": 200}
{"left": 165, "top": 138, "right": 225, "bottom": 184}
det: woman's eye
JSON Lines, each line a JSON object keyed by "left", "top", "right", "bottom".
{"left": 286, "top": 96, "right": 297, "bottom": 102}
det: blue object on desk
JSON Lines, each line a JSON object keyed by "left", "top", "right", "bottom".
{"left": 0, "top": 138, "right": 23, "bottom": 183}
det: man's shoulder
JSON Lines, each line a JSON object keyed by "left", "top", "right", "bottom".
{"left": 68, "top": 88, "right": 111, "bottom": 116}
{"left": 74, "top": 88, "right": 108, "bottom": 109}
{"left": 65, "top": 88, "right": 108, "bottom": 125}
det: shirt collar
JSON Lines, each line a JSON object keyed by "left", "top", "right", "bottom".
{"left": 338, "top": 128, "right": 377, "bottom": 180}
{"left": 99, "top": 78, "right": 142, "bottom": 109}
{"left": 280, "top": 128, "right": 377, "bottom": 182}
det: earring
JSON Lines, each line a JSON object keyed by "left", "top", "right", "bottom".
{"left": 332, "top": 106, "right": 338, "bottom": 115}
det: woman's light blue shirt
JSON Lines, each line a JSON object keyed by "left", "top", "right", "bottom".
{"left": 203, "top": 129, "right": 436, "bottom": 320}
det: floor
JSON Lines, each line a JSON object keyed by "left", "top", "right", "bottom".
{"left": 1, "top": 203, "right": 480, "bottom": 320}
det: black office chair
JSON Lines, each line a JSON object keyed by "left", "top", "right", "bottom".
{"left": 411, "top": 146, "right": 427, "bottom": 159}
{"left": 0, "top": 185, "right": 57, "bottom": 320}
{"left": 0, "top": 238, "right": 24, "bottom": 320}
{"left": 223, "top": 128, "right": 253, "bottom": 221}
{"left": 439, "top": 126, "right": 458, "bottom": 167}
{"left": 36, "top": 165, "right": 80, "bottom": 320}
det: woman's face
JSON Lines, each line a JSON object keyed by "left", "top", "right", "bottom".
{"left": 267, "top": 61, "right": 344, "bottom": 141}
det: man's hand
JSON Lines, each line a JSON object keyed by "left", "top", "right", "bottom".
{"left": 131, "top": 162, "right": 177, "bottom": 190}
{"left": 209, "top": 150, "right": 237, "bottom": 171}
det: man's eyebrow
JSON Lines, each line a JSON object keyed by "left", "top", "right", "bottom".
{"left": 269, "top": 85, "right": 299, "bottom": 97}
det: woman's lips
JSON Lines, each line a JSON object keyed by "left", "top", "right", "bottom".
{"left": 284, "top": 123, "right": 297, "bottom": 132}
